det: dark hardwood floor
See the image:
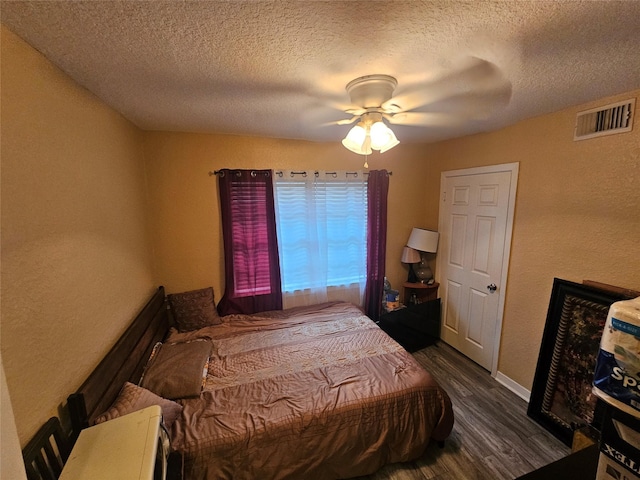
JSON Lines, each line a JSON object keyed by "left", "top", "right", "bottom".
{"left": 359, "top": 341, "right": 571, "bottom": 480}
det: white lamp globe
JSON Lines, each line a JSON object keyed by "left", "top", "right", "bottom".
{"left": 342, "top": 124, "right": 371, "bottom": 154}
{"left": 369, "top": 121, "right": 391, "bottom": 150}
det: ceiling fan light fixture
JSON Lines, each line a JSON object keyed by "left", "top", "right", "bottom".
{"left": 342, "top": 116, "right": 399, "bottom": 155}
{"left": 378, "top": 127, "right": 399, "bottom": 153}
{"left": 342, "top": 124, "right": 372, "bottom": 155}
{"left": 361, "top": 134, "right": 372, "bottom": 154}
{"left": 340, "top": 75, "right": 403, "bottom": 156}
{"left": 369, "top": 121, "right": 393, "bottom": 150}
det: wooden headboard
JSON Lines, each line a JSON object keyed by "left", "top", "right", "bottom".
{"left": 67, "top": 286, "right": 171, "bottom": 440}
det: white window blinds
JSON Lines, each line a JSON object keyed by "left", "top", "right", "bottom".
{"left": 274, "top": 170, "right": 367, "bottom": 306}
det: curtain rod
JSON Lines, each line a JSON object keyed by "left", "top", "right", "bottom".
{"left": 208, "top": 170, "right": 392, "bottom": 177}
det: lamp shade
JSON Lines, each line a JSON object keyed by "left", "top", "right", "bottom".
{"left": 401, "top": 246, "right": 421, "bottom": 264}
{"left": 407, "top": 228, "right": 439, "bottom": 253}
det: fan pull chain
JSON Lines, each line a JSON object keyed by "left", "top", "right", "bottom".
{"left": 364, "top": 155, "right": 369, "bottom": 169}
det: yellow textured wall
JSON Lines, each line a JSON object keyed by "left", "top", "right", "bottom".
{"left": 3, "top": 22, "right": 637, "bottom": 455}
{"left": 143, "top": 132, "right": 431, "bottom": 299}
{"left": 424, "top": 90, "right": 640, "bottom": 390}
{"left": 0, "top": 26, "right": 155, "bottom": 443}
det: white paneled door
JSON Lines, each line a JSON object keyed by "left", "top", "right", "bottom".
{"left": 438, "top": 164, "right": 518, "bottom": 373}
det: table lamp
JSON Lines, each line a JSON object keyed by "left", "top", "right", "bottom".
{"left": 401, "top": 246, "right": 421, "bottom": 283}
{"left": 406, "top": 228, "right": 439, "bottom": 283}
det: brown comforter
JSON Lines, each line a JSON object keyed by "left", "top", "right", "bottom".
{"left": 166, "top": 302, "right": 453, "bottom": 479}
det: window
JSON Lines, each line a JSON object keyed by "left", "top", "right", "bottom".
{"left": 274, "top": 171, "right": 367, "bottom": 295}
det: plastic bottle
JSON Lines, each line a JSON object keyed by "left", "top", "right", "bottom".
{"left": 383, "top": 277, "right": 391, "bottom": 294}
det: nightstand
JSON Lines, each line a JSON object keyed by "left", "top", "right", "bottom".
{"left": 403, "top": 281, "right": 439, "bottom": 304}
{"left": 377, "top": 299, "right": 441, "bottom": 352}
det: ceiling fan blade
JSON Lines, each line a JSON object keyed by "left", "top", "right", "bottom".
{"left": 336, "top": 116, "right": 361, "bottom": 125}
{"left": 427, "top": 82, "right": 513, "bottom": 119}
{"left": 345, "top": 108, "right": 366, "bottom": 116}
{"left": 317, "top": 115, "right": 362, "bottom": 127}
{"left": 382, "top": 57, "right": 511, "bottom": 114}
{"left": 301, "top": 97, "right": 362, "bottom": 128}
{"left": 385, "top": 112, "right": 466, "bottom": 127}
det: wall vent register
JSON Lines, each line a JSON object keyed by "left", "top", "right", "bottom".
{"left": 574, "top": 98, "right": 635, "bottom": 140}
{"left": 60, "top": 405, "right": 170, "bottom": 480}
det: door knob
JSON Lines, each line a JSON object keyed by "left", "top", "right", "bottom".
{"left": 487, "top": 283, "right": 497, "bottom": 293}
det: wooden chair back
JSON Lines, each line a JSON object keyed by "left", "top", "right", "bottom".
{"left": 22, "top": 417, "right": 70, "bottom": 480}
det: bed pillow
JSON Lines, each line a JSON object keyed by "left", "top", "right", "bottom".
{"left": 140, "top": 339, "right": 212, "bottom": 399}
{"left": 94, "top": 382, "right": 182, "bottom": 428}
{"left": 168, "top": 287, "right": 221, "bottom": 332}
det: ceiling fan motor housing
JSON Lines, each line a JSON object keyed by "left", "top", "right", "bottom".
{"left": 346, "top": 74, "right": 398, "bottom": 109}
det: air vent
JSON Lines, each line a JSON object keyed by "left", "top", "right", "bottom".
{"left": 574, "top": 98, "right": 635, "bottom": 140}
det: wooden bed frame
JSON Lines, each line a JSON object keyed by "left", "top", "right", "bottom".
{"left": 65, "top": 287, "right": 453, "bottom": 478}
{"left": 67, "top": 286, "right": 171, "bottom": 440}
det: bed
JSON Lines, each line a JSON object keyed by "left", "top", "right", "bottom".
{"left": 68, "top": 286, "right": 454, "bottom": 479}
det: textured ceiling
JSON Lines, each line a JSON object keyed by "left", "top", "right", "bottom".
{"left": 2, "top": 1, "right": 640, "bottom": 144}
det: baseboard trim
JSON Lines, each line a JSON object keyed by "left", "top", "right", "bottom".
{"left": 495, "top": 371, "right": 531, "bottom": 402}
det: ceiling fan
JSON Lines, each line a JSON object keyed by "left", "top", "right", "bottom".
{"left": 334, "top": 57, "right": 512, "bottom": 155}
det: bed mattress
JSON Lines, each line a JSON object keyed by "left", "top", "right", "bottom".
{"left": 166, "top": 301, "right": 453, "bottom": 479}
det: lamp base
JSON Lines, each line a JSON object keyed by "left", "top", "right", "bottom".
{"left": 414, "top": 257, "right": 433, "bottom": 284}
{"left": 407, "top": 264, "right": 418, "bottom": 283}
